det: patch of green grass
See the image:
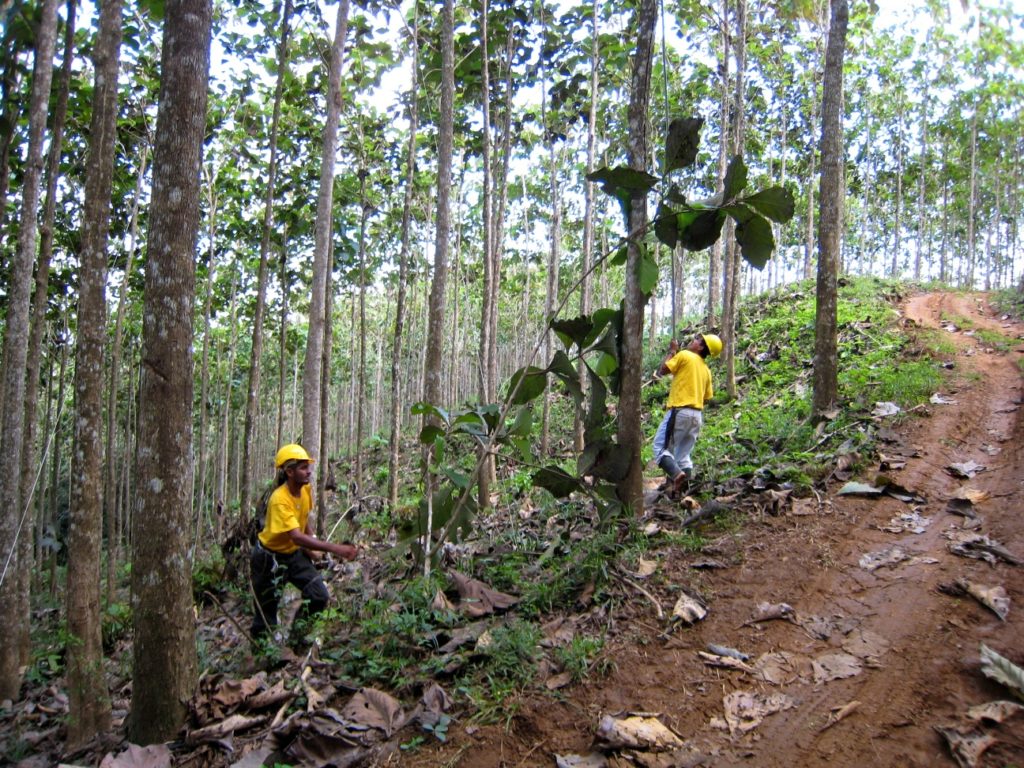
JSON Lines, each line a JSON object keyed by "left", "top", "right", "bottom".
{"left": 554, "top": 634, "right": 605, "bottom": 683}
{"left": 940, "top": 312, "right": 974, "bottom": 330}
{"left": 973, "top": 328, "right": 1015, "bottom": 353}
{"left": 917, "top": 328, "right": 957, "bottom": 358}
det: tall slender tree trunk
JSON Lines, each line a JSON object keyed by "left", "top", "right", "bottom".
{"left": 105, "top": 145, "right": 148, "bottom": 602}
{"left": 0, "top": 0, "right": 59, "bottom": 701}
{"left": 129, "top": 0, "right": 211, "bottom": 741}
{"left": 966, "top": 110, "right": 978, "bottom": 287}
{"left": 617, "top": 0, "right": 657, "bottom": 512}
{"left": 722, "top": 0, "right": 746, "bottom": 399}
{"left": 891, "top": 100, "right": 904, "bottom": 276}
{"left": 811, "top": 0, "right": 847, "bottom": 419}
{"left": 242, "top": 0, "right": 292, "bottom": 522}
{"left": 67, "top": 0, "right": 122, "bottom": 740}
{"left": 355, "top": 172, "right": 371, "bottom": 494}
{"left": 197, "top": 167, "right": 218, "bottom": 534}
{"left": 21, "top": 0, "right": 75, "bottom": 670}
{"left": 421, "top": 0, "right": 455, "bottom": 574}
{"left": 574, "top": 0, "right": 600, "bottom": 453}
{"left": 915, "top": 93, "right": 929, "bottom": 280}
{"left": 388, "top": 12, "right": 419, "bottom": 508}
{"left": 707, "top": 0, "right": 729, "bottom": 325}
{"left": 303, "top": 0, "right": 350, "bottom": 462}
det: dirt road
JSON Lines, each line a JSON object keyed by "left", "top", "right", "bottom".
{"left": 406, "top": 292, "right": 1024, "bottom": 767}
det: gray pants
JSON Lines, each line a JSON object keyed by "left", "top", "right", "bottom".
{"left": 655, "top": 407, "right": 703, "bottom": 478}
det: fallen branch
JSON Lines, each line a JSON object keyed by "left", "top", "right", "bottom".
{"left": 613, "top": 570, "right": 664, "bottom": 620}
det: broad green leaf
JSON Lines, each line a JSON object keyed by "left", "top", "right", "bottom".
{"left": 586, "top": 166, "right": 660, "bottom": 196}
{"left": 664, "top": 117, "right": 703, "bottom": 174}
{"left": 510, "top": 436, "right": 535, "bottom": 464}
{"left": 654, "top": 202, "right": 678, "bottom": 249}
{"left": 722, "top": 155, "right": 748, "bottom": 202}
{"left": 508, "top": 406, "right": 534, "bottom": 438}
{"left": 584, "top": 308, "right": 620, "bottom": 348}
{"left": 610, "top": 246, "right": 628, "bottom": 266}
{"left": 452, "top": 412, "right": 487, "bottom": 437}
{"left": 442, "top": 467, "right": 472, "bottom": 490}
{"left": 506, "top": 366, "right": 548, "bottom": 404}
{"left": 418, "top": 424, "right": 445, "bottom": 445}
{"left": 731, "top": 208, "right": 775, "bottom": 270}
{"left": 411, "top": 401, "right": 449, "bottom": 425}
{"left": 532, "top": 466, "right": 583, "bottom": 498}
{"left": 678, "top": 209, "right": 725, "bottom": 251}
{"left": 551, "top": 316, "right": 593, "bottom": 350}
{"left": 547, "top": 350, "right": 583, "bottom": 404}
{"left": 980, "top": 644, "right": 1024, "bottom": 701}
{"left": 593, "top": 351, "right": 618, "bottom": 377}
{"left": 638, "top": 247, "right": 658, "bottom": 295}
{"left": 742, "top": 186, "right": 795, "bottom": 223}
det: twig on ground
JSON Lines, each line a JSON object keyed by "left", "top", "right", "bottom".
{"left": 612, "top": 570, "right": 664, "bottom": 620}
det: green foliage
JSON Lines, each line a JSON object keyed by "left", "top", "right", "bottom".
{"left": 696, "top": 277, "right": 946, "bottom": 489}
{"left": 482, "top": 619, "right": 541, "bottom": 686}
{"left": 992, "top": 288, "right": 1024, "bottom": 321}
{"left": 102, "top": 601, "right": 132, "bottom": 652}
{"left": 553, "top": 634, "right": 604, "bottom": 683}
{"left": 192, "top": 547, "right": 227, "bottom": 598}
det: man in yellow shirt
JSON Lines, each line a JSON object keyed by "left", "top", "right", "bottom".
{"left": 250, "top": 444, "right": 358, "bottom": 642}
{"left": 653, "top": 333, "right": 722, "bottom": 495}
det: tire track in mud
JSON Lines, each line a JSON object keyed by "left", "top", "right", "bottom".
{"left": 714, "top": 292, "right": 1024, "bottom": 767}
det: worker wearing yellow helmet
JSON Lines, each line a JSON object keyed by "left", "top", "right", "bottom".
{"left": 652, "top": 332, "right": 722, "bottom": 496}
{"left": 250, "top": 443, "right": 358, "bottom": 644}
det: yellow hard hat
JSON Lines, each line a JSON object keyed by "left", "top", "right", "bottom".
{"left": 702, "top": 333, "right": 723, "bottom": 358}
{"left": 275, "top": 443, "right": 314, "bottom": 468}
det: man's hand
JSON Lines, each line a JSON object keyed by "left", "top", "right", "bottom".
{"left": 334, "top": 542, "right": 359, "bottom": 561}
{"left": 668, "top": 339, "right": 680, "bottom": 354}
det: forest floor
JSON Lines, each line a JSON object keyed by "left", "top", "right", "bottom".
{"left": 396, "top": 291, "right": 1024, "bottom": 768}
{"left": 6, "top": 290, "right": 1024, "bottom": 768}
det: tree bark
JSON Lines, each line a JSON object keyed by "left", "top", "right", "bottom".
{"left": 812, "top": 0, "right": 848, "bottom": 420}
{"left": 129, "top": 0, "right": 211, "bottom": 742}
{"left": 21, "top": 0, "right": 75, "bottom": 670}
{"left": 387, "top": 7, "right": 419, "bottom": 509}
{"left": 242, "top": 0, "right": 292, "bottom": 522}
{"left": 302, "top": 0, "right": 350, "bottom": 461}
{"left": 617, "top": 0, "right": 657, "bottom": 513}
{"left": 0, "top": 0, "right": 59, "bottom": 701}
{"left": 67, "top": 0, "right": 121, "bottom": 741}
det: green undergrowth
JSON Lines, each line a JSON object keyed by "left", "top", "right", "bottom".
{"left": 246, "top": 276, "right": 958, "bottom": 727}
{"left": 684, "top": 277, "right": 944, "bottom": 489}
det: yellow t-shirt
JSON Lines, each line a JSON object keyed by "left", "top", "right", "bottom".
{"left": 258, "top": 483, "right": 312, "bottom": 554}
{"left": 665, "top": 349, "right": 713, "bottom": 409}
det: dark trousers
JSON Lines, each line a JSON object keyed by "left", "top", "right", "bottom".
{"left": 250, "top": 544, "right": 330, "bottom": 638}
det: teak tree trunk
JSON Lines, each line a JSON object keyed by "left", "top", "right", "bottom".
{"left": 303, "top": 0, "right": 350, "bottom": 465}
{"left": 67, "top": 0, "right": 121, "bottom": 742}
{"left": 812, "top": 0, "right": 848, "bottom": 420}
{"left": 129, "top": 0, "right": 211, "bottom": 742}
{"left": 0, "top": 0, "right": 59, "bottom": 701}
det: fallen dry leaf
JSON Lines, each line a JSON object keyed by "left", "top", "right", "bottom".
{"left": 935, "top": 726, "right": 997, "bottom": 768}
{"left": 812, "top": 653, "right": 863, "bottom": 683}
{"left": 595, "top": 714, "right": 684, "bottom": 751}
{"left": 966, "top": 700, "right": 1024, "bottom": 724}
{"left": 721, "top": 690, "right": 795, "bottom": 734}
